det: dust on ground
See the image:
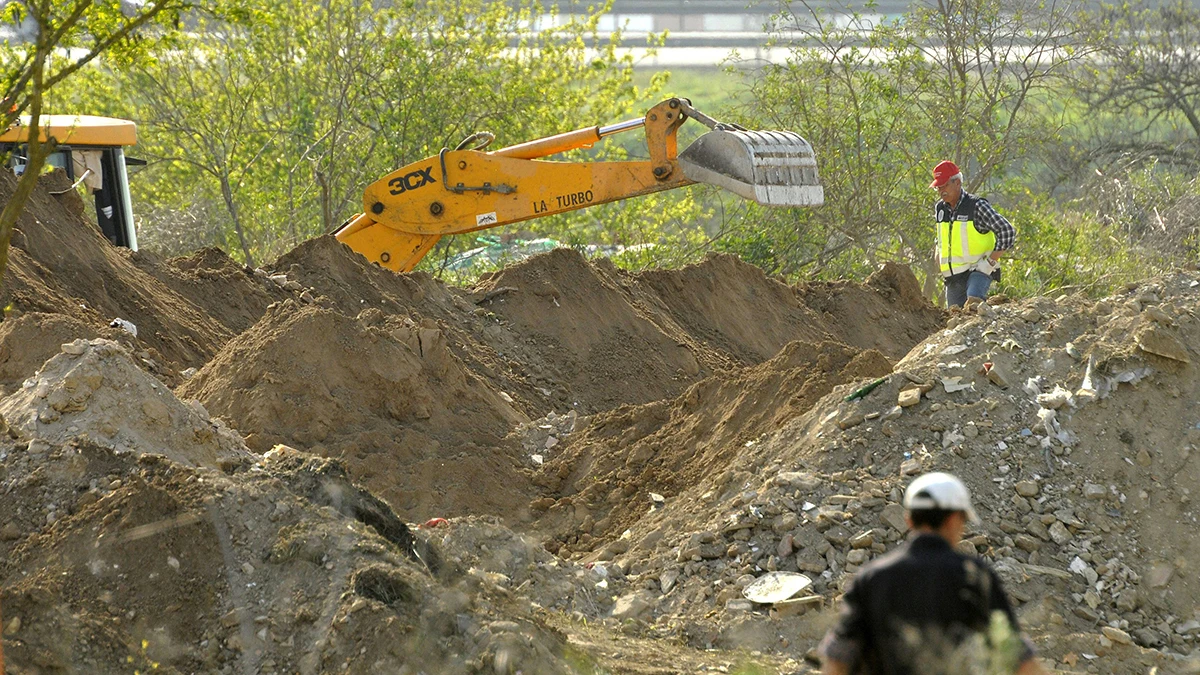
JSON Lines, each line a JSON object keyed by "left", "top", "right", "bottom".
{"left": 1, "top": 171, "right": 1198, "bottom": 673}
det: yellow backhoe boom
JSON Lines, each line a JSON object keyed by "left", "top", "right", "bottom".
{"left": 335, "top": 98, "right": 822, "bottom": 273}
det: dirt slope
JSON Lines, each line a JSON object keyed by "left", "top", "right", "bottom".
{"left": 176, "top": 301, "right": 533, "bottom": 519}
{"left": 6, "top": 172, "right": 1199, "bottom": 672}
{"left": 1, "top": 171, "right": 234, "bottom": 371}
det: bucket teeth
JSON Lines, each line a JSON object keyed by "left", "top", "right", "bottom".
{"left": 678, "top": 129, "right": 824, "bottom": 207}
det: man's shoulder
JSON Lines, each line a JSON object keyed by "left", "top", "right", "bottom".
{"left": 851, "top": 540, "right": 917, "bottom": 584}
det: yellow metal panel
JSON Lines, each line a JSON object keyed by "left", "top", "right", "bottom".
{"left": 361, "top": 151, "right": 692, "bottom": 237}
{"left": 0, "top": 115, "right": 137, "bottom": 146}
{"left": 334, "top": 214, "right": 442, "bottom": 273}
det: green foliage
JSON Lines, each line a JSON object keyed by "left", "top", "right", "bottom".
{"left": 727, "top": 0, "right": 1149, "bottom": 301}
{"left": 52, "top": 0, "right": 678, "bottom": 267}
{"left": 33, "top": 0, "right": 1200, "bottom": 302}
{"left": 997, "top": 194, "right": 1163, "bottom": 298}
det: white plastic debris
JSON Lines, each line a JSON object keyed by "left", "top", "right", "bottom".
{"left": 1022, "top": 376, "right": 1043, "bottom": 397}
{"left": 941, "top": 377, "right": 974, "bottom": 393}
{"left": 109, "top": 318, "right": 137, "bottom": 337}
{"left": 1075, "top": 355, "right": 1099, "bottom": 403}
{"left": 1037, "top": 385, "right": 1073, "bottom": 410}
{"left": 742, "top": 572, "right": 812, "bottom": 604}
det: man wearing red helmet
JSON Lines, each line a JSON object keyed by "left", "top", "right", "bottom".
{"left": 929, "top": 161, "right": 1016, "bottom": 310}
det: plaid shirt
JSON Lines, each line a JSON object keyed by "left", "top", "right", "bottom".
{"left": 936, "top": 191, "right": 1016, "bottom": 252}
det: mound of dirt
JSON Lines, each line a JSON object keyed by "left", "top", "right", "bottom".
{"left": 473, "top": 251, "right": 942, "bottom": 414}
{"left": 628, "top": 257, "right": 938, "bottom": 365}
{"left": 0, "top": 438, "right": 604, "bottom": 674}
{"left": 538, "top": 274, "right": 1200, "bottom": 673}
{"left": 473, "top": 249, "right": 713, "bottom": 411}
{"left": 1, "top": 171, "right": 237, "bottom": 371}
{"left": 177, "top": 300, "right": 533, "bottom": 519}
{"left": 0, "top": 312, "right": 102, "bottom": 395}
{"left": 130, "top": 247, "right": 284, "bottom": 337}
{"left": 0, "top": 338, "right": 249, "bottom": 469}
{"left": 533, "top": 341, "right": 894, "bottom": 553}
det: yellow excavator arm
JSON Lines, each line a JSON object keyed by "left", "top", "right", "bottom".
{"left": 335, "top": 98, "right": 823, "bottom": 273}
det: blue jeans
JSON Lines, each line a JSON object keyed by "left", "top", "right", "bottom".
{"left": 944, "top": 270, "right": 992, "bottom": 307}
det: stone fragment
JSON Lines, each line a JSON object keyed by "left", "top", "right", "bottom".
{"left": 0, "top": 522, "right": 20, "bottom": 541}
{"left": 1136, "top": 289, "right": 1161, "bottom": 305}
{"left": 772, "top": 513, "right": 799, "bottom": 533}
{"left": 725, "top": 598, "right": 754, "bottom": 612}
{"left": 823, "top": 526, "right": 850, "bottom": 546}
{"left": 1115, "top": 590, "right": 1138, "bottom": 612}
{"left": 1135, "top": 448, "right": 1152, "bottom": 467}
{"left": 1048, "top": 522, "right": 1072, "bottom": 545}
{"left": 777, "top": 535, "right": 794, "bottom": 559}
{"left": 1020, "top": 308, "right": 1042, "bottom": 322}
{"left": 880, "top": 504, "right": 908, "bottom": 533}
{"left": 611, "top": 592, "right": 654, "bottom": 621}
{"left": 1136, "top": 324, "right": 1191, "bottom": 363}
{"left": 849, "top": 532, "right": 874, "bottom": 549}
{"left": 1144, "top": 305, "right": 1175, "bottom": 326}
{"left": 1101, "top": 626, "right": 1132, "bottom": 645}
{"left": 1014, "top": 534, "right": 1041, "bottom": 552}
{"left": 846, "top": 549, "right": 870, "bottom": 565}
{"left": 1026, "top": 520, "right": 1050, "bottom": 542}
{"left": 1015, "top": 481, "right": 1039, "bottom": 498}
{"left": 987, "top": 365, "right": 1011, "bottom": 389}
{"left": 898, "top": 388, "right": 921, "bottom": 408}
{"left": 61, "top": 341, "right": 88, "bottom": 356}
{"left": 1132, "top": 628, "right": 1164, "bottom": 648}
{"left": 1175, "top": 620, "right": 1200, "bottom": 635}
{"left": 942, "top": 429, "right": 965, "bottom": 450}
{"left": 882, "top": 406, "right": 903, "bottom": 421}
{"left": 1083, "top": 483, "right": 1107, "bottom": 500}
{"left": 659, "top": 569, "right": 680, "bottom": 594}
{"left": 1072, "top": 605, "right": 1100, "bottom": 622}
{"left": 1037, "top": 386, "right": 1072, "bottom": 410}
{"left": 838, "top": 413, "right": 865, "bottom": 430}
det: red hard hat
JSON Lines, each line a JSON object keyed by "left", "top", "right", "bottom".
{"left": 930, "top": 160, "right": 960, "bottom": 188}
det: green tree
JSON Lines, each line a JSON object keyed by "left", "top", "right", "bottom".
{"left": 116, "top": 0, "right": 666, "bottom": 267}
{"left": 736, "top": 0, "right": 1093, "bottom": 300}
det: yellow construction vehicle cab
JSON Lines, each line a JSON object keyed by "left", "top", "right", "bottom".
{"left": 336, "top": 97, "right": 824, "bottom": 272}
{"left": 0, "top": 114, "right": 144, "bottom": 249}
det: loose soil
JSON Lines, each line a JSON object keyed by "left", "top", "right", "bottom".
{"left": 0, "top": 171, "right": 1197, "bottom": 674}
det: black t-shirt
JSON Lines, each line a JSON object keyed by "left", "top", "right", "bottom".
{"left": 819, "top": 533, "right": 1034, "bottom": 675}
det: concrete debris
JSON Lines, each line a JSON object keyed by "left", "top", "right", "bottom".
{"left": 898, "top": 388, "right": 921, "bottom": 407}
{"left": 1136, "top": 324, "right": 1191, "bottom": 363}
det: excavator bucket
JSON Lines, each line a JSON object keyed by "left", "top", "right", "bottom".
{"left": 678, "top": 129, "right": 824, "bottom": 207}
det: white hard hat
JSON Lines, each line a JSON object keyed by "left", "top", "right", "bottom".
{"left": 903, "top": 472, "right": 980, "bottom": 523}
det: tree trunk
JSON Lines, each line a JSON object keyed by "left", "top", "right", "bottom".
{"left": 219, "top": 172, "right": 255, "bottom": 268}
{"left": 0, "top": 49, "right": 51, "bottom": 319}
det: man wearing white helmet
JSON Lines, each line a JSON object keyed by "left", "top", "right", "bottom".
{"left": 818, "top": 472, "right": 1047, "bottom": 675}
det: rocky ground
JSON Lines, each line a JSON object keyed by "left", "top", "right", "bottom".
{"left": 0, "top": 169, "right": 1198, "bottom": 673}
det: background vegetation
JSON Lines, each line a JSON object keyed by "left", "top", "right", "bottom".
{"left": 6, "top": 0, "right": 1200, "bottom": 303}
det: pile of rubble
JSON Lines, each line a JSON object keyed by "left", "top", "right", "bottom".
{"left": 0, "top": 343, "right": 634, "bottom": 674}
{"left": 537, "top": 275, "right": 1200, "bottom": 673}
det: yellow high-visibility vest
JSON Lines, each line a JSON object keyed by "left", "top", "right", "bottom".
{"left": 937, "top": 195, "right": 995, "bottom": 277}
